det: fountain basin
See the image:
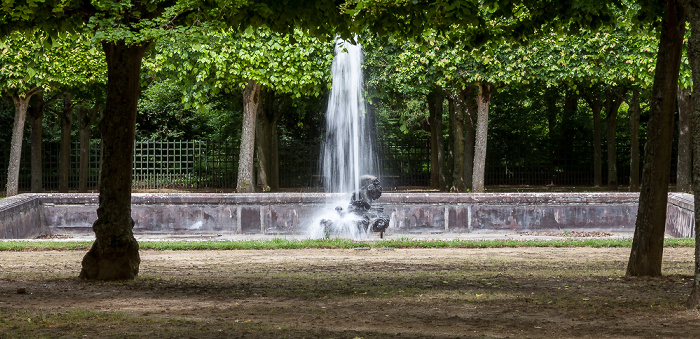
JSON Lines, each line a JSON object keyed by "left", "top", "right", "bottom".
{"left": 0, "top": 192, "right": 694, "bottom": 239}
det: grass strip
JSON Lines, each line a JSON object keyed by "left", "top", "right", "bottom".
{"left": 0, "top": 237, "right": 694, "bottom": 251}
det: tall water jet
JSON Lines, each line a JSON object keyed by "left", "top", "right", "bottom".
{"left": 307, "top": 38, "right": 389, "bottom": 239}
{"left": 321, "top": 39, "right": 377, "bottom": 194}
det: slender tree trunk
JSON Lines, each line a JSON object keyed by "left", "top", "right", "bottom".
{"left": 627, "top": 0, "right": 686, "bottom": 277}
{"left": 464, "top": 87, "right": 477, "bottom": 190}
{"left": 678, "top": 86, "right": 693, "bottom": 192}
{"left": 446, "top": 97, "right": 455, "bottom": 188}
{"left": 585, "top": 95, "right": 604, "bottom": 187}
{"left": 427, "top": 89, "right": 445, "bottom": 190}
{"left": 256, "top": 90, "right": 278, "bottom": 192}
{"left": 545, "top": 88, "right": 558, "bottom": 184}
{"left": 59, "top": 93, "right": 74, "bottom": 193}
{"left": 449, "top": 92, "right": 466, "bottom": 192}
{"left": 629, "top": 89, "right": 641, "bottom": 191}
{"left": 472, "top": 83, "right": 492, "bottom": 192}
{"left": 79, "top": 41, "right": 149, "bottom": 281}
{"left": 79, "top": 105, "right": 99, "bottom": 193}
{"left": 237, "top": 80, "right": 261, "bottom": 193}
{"left": 685, "top": 0, "right": 700, "bottom": 308}
{"left": 6, "top": 89, "right": 40, "bottom": 197}
{"left": 605, "top": 88, "right": 624, "bottom": 189}
{"left": 28, "top": 95, "right": 44, "bottom": 193}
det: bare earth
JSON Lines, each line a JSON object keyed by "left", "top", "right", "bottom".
{"left": 1, "top": 247, "right": 699, "bottom": 338}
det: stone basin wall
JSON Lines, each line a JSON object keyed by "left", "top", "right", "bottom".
{"left": 0, "top": 192, "right": 695, "bottom": 238}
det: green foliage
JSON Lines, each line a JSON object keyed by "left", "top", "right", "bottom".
{"left": 0, "top": 30, "right": 105, "bottom": 97}
{"left": 136, "top": 79, "right": 214, "bottom": 140}
{"left": 147, "top": 26, "right": 334, "bottom": 110}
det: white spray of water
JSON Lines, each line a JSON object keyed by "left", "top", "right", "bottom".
{"left": 307, "top": 38, "right": 378, "bottom": 239}
{"left": 321, "top": 39, "right": 376, "bottom": 194}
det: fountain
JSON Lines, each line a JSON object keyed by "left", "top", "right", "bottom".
{"left": 310, "top": 38, "right": 390, "bottom": 239}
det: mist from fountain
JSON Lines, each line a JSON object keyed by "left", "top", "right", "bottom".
{"left": 307, "top": 38, "right": 380, "bottom": 239}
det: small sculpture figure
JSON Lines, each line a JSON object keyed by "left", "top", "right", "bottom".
{"left": 321, "top": 175, "right": 391, "bottom": 238}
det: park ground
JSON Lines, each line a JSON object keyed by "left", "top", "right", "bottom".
{"left": 1, "top": 246, "right": 700, "bottom": 338}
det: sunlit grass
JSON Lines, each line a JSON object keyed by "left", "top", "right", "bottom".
{"left": 0, "top": 237, "right": 693, "bottom": 251}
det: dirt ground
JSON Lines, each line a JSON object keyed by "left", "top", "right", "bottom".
{"left": 1, "top": 247, "right": 699, "bottom": 338}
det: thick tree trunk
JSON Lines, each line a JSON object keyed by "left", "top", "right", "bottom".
{"left": 59, "top": 93, "right": 74, "bottom": 193}
{"left": 684, "top": 0, "right": 700, "bottom": 308}
{"left": 472, "top": 83, "right": 492, "bottom": 192}
{"left": 6, "top": 90, "right": 40, "bottom": 197}
{"left": 427, "top": 89, "right": 445, "bottom": 190}
{"left": 79, "top": 41, "right": 149, "bottom": 281}
{"left": 678, "top": 86, "right": 693, "bottom": 192}
{"left": 28, "top": 96, "right": 44, "bottom": 193}
{"left": 627, "top": 0, "right": 685, "bottom": 277}
{"left": 78, "top": 105, "right": 99, "bottom": 193}
{"left": 237, "top": 80, "right": 261, "bottom": 193}
{"left": 256, "top": 90, "right": 278, "bottom": 192}
{"left": 629, "top": 89, "right": 641, "bottom": 191}
{"left": 605, "top": 88, "right": 624, "bottom": 189}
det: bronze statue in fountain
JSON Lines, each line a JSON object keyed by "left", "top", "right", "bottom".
{"left": 321, "top": 175, "right": 391, "bottom": 239}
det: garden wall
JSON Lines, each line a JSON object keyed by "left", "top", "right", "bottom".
{"left": 0, "top": 192, "right": 695, "bottom": 239}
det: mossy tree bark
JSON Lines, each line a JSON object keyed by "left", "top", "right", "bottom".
{"left": 80, "top": 41, "right": 149, "bottom": 281}
{"left": 6, "top": 88, "right": 41, "bottom": 197}
{"left": 237, "top": 80, "right": 261, "bottom": 193}
{"left": 627, "top": 0, "right": 686, "bottom": 277}
{"left": 472, "top": 83, "right": 492, "bottom": 193}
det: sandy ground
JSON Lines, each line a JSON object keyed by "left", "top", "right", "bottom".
{"left": 1, "top": 247, "right": 700, "bottom": 338}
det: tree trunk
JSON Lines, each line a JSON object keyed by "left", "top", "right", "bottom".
{"left": 605, "top": 88, "right": 624, "bottom": 189}
{"left": 584, "top": 95, "right": 604, "bottom": 187}
{"left": 449, "top": 92, "right": 466, "bottom": 192}
{"left": 629, "top": 89, "right": 641, "bottom": 191}
{"left": 237, "top": 80, "right": 261, "bottom": 193}
{"left": 562, "top": 90, "right": 578, "bottom": 182}
{"left": 6, "top": 89, "right": 40, "bottom": 197}
{"left": 256, "top": 89, "right": 278, "bottom": 192}
{"left": 59, "top": 93, "right": 74, "bottom": 193}
{"left": 79, "top": 41, "right": 149, "bottom": 281}
{"left": 28, "top": 95, "right": 44, "bottom": 193}
{"left": 79, "top": 104, "right": 99, "bottom": 193}
{"left": 464, "top": 88, "right": 477, "bottom": 190}
{"left": 678, "top": 86, "right": 693, "bottom": 192}
{"left": 684, "top": 0, "right": 700, "bottom": 308}
{"left": 472, "top": 83, "right": 492, "bottom": 192}
{"left": 627, "top": 0, "right": 685, "bottom": 277}
{"left": 427, "top": 89, "right": 445, "bottom": 190}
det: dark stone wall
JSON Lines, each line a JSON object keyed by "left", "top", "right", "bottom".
{"left": 0, "top": 194, "right": 43, "bottom": 239}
